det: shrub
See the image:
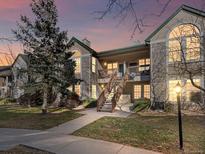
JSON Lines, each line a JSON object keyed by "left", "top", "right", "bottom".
{"left": 164, "top": 102, "right": 175, "bottom": 112}
{"left": 190, "top": 91, "right": 205, "bottom": 110}
{"left": 18, "top": 91, "right": 43, "bottom": 106}
{"left": 59, "top": 92, "right": 82, "bottom": 109}
{"left": 190, "top": 91, "right": 202, "bottom": 104}
{"left": 131, "top": 98, "right": 150, "bottom": 112}
{"left": 67, "top": 92, "right": 80, "bottom": 100}
{"left": 0, "top": 98, "right": 16, "bottom": 105}
{"left": 83, "top": 98, "right": 97, "bottom": 108}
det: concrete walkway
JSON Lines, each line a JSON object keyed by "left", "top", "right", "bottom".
{"left": 48, "top": 108, "right": 131, "bottom": 134}
{"left": 0, "top": 109, "right": 161, "bottom": 154}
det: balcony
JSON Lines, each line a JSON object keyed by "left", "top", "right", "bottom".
{"left": 127, "top": 65, "right": 150, "bottom": 82}
{"left": 98, "top": 65, "right": 150, "bottom": 83}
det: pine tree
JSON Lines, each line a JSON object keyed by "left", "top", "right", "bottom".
{"left": 13, "top": 0, "right": 77, "bottom": 113}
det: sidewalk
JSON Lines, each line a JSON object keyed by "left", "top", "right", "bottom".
{"left": 0, "top": 128, "right": 160, "bottom": 154}
{"left": 0, "top": 109, "right": 161, "bottom": 154}
{"left": 47, "top": 108, "right": 131, "bottom": 134}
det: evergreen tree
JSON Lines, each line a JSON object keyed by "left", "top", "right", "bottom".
{"left": 13, "top": 0, "right": 77, "bottom": 113}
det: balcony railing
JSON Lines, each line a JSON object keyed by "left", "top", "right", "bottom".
{"left": 127, "top": 65, "right": 150, "bottom": 81}
{"left": 98, "top": 65, "right": 150, "bottom": 82}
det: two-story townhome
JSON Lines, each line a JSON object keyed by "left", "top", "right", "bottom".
{"left": 68, "top": 5, "right": 205, "bottom": 111}
{"left": 1, "top": 4, "right": 204, "bottom": 112}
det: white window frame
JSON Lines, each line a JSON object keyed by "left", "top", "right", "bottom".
{"left": 92, "top": 57, "right": 96, "bottom": 73}
{"left": 91, "top": 84, "right": 97, "bottom": 99}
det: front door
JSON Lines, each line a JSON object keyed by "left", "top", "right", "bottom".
{"left": 118, "top": 64, "right": 124, "bottom": 77}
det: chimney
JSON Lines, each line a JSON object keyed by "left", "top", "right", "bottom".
{"left": 82, "top": 38, "right": 91, "bottom": 47}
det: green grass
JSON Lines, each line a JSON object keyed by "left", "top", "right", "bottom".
{"left": 0, "top": 104, "right": 83, "bottom": 130}
{"left": 73, "top": 114, "right": 205, "bottom": 154}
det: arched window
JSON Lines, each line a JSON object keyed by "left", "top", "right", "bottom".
{"left": 168, "top": 24, "right": 200, "bottom": 62}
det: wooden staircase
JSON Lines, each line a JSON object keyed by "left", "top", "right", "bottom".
{"left": 97, "top": 71, "right": 128, "bottom": 112}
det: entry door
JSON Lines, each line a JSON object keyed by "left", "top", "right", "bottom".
{"left": 118, "top": 64, "right": 124, "bottom": 77}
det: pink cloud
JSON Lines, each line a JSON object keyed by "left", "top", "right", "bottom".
{"left": 0, "top": 1, "right": 30, "bottom": 21}
{"left": 0, "top": 0, "right": 29, "bottom": 9}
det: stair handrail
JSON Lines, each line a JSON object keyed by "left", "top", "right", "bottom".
{"left": 111, "top": 72, "right": 129, "bottom": 112}
{"left": 97, "top": 70, "right": 117, "bottom": 111}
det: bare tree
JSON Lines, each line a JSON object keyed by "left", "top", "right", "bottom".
{"left": 95, "top": 0, "right": 172, "bottom": 38}
{"left": 165, "top": 20, "right": 205, "bottom": 110}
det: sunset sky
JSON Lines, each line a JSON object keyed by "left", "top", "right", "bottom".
{"left": 0, "top": 0, "right": 204, "bottom": 65}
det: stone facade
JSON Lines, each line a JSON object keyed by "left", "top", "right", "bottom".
{"left": 150, "top": 42, "right": 167, "bottom": 103}
{"left": 149, "top": 7, "right": 205, "bottom": 107}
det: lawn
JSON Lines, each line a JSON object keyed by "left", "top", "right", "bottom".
{"left": 73, "top": 113, "right": 205, "bottom": 154}
{"left": 0, "top": 104, "right": 83, "bottom": 130}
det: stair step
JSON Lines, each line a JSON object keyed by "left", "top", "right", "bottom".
{"left": 99, "top": 107, "right": 112, "bottom": 112}
{"left": 102, "top": 104, "right": 112, "bottom": 108}
{"left": 104, "top": 102, "right": 112, "bottom": 105}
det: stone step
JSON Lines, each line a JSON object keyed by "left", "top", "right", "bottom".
{"left": 99, "top": 108, "right": 112, "bottom": 112}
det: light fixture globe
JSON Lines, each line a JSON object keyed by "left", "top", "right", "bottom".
{"left": 175, "top": 82, "right": 182, "bottom": 94}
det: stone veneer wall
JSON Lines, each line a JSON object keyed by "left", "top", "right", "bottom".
{"left": 151, "top": 41, "right": 168, "bottom": 103}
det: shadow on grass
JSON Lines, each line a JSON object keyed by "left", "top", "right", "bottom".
{"left": 0, "top": 104, "right": 83, "bottom": 130}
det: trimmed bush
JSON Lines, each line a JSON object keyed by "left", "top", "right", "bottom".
{"left": 18, "top": 91, "right": 43, "bottom": 106}
{"left": 131, "top": 98, "right": 150, "bottom": 112}
{"left": 83, "top": 98, "right": 97, "bottom": 108}
{"left": 164, "top": 102, "right": 175, "bottom": 112}
{"left": 0, "top": 98, "right": 16, "bottom": 105}
{"left": 60, "top": 92, "right": 82, "bottom": 108}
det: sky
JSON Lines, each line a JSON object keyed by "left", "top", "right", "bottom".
{"left": 0, "top": 0, "right": 204, "bottom": 65}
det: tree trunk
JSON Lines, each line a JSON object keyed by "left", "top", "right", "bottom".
{"left": 51, "top": 92, "right": 62, "bottom": 108}
{"left": 42, "top": 84, "right": 48, "bottom": 114}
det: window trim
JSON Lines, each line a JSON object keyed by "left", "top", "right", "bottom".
{"left": 74, "top": 57, "right": 81, "bottom": 74}
{"left": 91, "top": 84, "right": 97, "bottom": 99}
{"left": 167, "top": 24, "right": 201, "bottom": 63}
{"left": 92, "top": 57, "right": 96, "bottom": 73}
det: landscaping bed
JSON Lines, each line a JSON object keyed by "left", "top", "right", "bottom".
{"left": 0, "top": 103, "right": 83, "bottom": 130}
{"left": 73, "top": 114, "right": 205, "bottom": 154}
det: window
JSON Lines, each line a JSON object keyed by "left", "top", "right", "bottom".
{"left": 186, "top": 37, "right": 200, "bottom": 60}
{"left": 129, "top": 62, "right": 137, "bottom": 74}
{"left": 185, "top": 79, "right": 200, "bottom": 101}
{"left": 75, "top": 58, "right": 81, "bottom": 73}
{"left": 92, "top": 85, "right": 97, "bottom": 99}
{"left": 107, "top": 62, "right": 118, "bottom": 74}
{"left": 134, "top": 85, "right": 141, "bottom": 99}
{"left": 92, "top": 57, "right": 96, "bottom": 73}
{"left": 139, "top": 59, "right": 145, "bottom": 66}
{"left": 168, "top": 24, "right": 200, "bottom": 62}
{"left": 139, "top": 58, "right": 150, "bottom": 71}
{"left": 144, "top": 85, "right": 150, "bottom": 99}
{"left": 169, "top": 40, "right": 181, "bottom": 62}
{"left": 75, "top": 85, "right": 81, "bottom": 96}
{"left": 169, "top": 80, "right": 181, "bottom": 101}
{"left": 72, "top": 50, "right": 81, "bottom": 58}
{"left": 146, "top": 58, "right": 150, "bottom": 65}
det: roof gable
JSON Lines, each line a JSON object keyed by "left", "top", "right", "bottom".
{"left": 12, "top": 54, "right": 28, "bottom": 67}
{"left": 145, "top": 5, "right": 205, "bottom": 43}
{"left": 68, "top": 37, "right": 97, "bottom": 57}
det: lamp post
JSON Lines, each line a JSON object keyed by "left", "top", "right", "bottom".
{"left": 175, "top": 82, "right": 183, "bottom": 150}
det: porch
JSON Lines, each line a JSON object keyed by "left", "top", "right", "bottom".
{"left": 98, "top": 64, "right": 150, "bottom": 84}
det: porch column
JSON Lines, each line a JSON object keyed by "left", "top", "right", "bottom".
{"left": 123, "top": 61, "right": 126, "bottom": 74}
